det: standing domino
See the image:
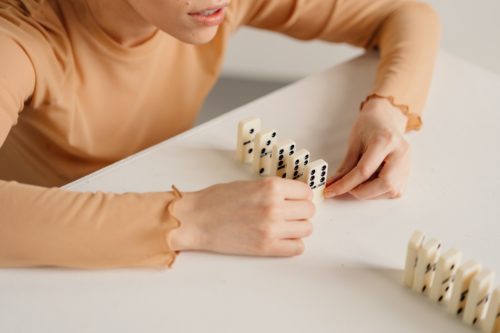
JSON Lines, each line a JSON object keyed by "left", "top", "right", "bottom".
{"left": 236, "top": 117, "right": 262, "bottom": 163}
{"left": 253, "top": 129, "right": 278, "bottom": 176}
{"left": 285, "top": 149, "right": 310, "bottom": 180}
{"left": 301, "top": 159, "right": 328, "bottom": 204}
{"left": 429, "top": 248, "right": 463, "bottom": 303}
{"left": 412, "top": 238, "right": 442, "bottom": 294}
{"left": 403, "top": 230, "right": 426, "bottom": 288}
{"left": 270, "top": 140, "right": 296, "bottom": 178}
{"left": 463, "top": 269, "right": 495, "bottom": 326}
{"left": 482, "top": 287, "right": 500, "bottom": 333}
{"left": 448, "top": 260, "right": 482, "bottom": 316}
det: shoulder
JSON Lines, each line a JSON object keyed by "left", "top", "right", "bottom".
{"left": 0, "top": 0, "right": 68, "bottom": 49}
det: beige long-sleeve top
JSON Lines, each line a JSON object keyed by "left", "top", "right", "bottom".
{"left": 0, "top": 0, "right": 440, "bottom": 268}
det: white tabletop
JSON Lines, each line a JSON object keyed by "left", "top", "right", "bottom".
{"left": 1, "top": 51, "right": 499, "bottom": 333}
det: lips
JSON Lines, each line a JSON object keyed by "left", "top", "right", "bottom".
{"left": 188, "top": 4, "right": 228, "bottom": 27}
{"left": 188, "top": 4, "right": 228, "bottom": 17}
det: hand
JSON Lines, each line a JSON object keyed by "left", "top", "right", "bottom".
{"left": 325, "top": 97, "right": 411, "bottom": 200}
{"left": 169, "top": 178, "right": 315, "bottom": 256}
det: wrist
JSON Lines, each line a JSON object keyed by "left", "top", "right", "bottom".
{"left": 360, "top": 97, "right": 408, "bottom": 134}
{"left": 169, "top": 191, "right": 204, "bottom": 251}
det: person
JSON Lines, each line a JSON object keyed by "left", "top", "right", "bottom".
{"left": 0, "top": 0, "right": 441, "bottom": 268}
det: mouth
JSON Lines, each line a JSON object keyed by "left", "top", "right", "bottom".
{"left": 188, "top": 4, "right": 228, "bottom": 26}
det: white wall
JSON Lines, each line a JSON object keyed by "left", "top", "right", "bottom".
{"left": 222, "top": 0, "right": 500, "bottom": 81}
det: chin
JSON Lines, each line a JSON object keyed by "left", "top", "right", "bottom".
{"left": 177, "top": 26, "right": 219, "bottom": 45}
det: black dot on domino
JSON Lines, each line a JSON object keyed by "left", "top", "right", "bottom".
{"left": 320, "top": 177, "right": 325, "bottom": 183}
{"left": 289, "top": 150, "right": 294, "bottom": 155}
{"left": 279, "top": 155, "right": 284, "bottom": 161}
{"left": 250, "top": 128, "right": 254, "bottom": 134}
{"left": 473, "top": 318, "right": 478, "bottom": 325}
{"left": 309, "top": 181, "right": 314, "bottom": 187}
{"left": 322, "top": 165, "right": 326, "bottom": 171}
{"left": 445, "top": 286, "right": 450, "bottom": 292}
{"left": 457, "top": 308, "right": 463, "bottom": 315}
{"left": 438, "top": 295, "right": 443, "bottom": 302}
{"left": 305, "top": 155, "right": 309, "bottom": 160}
{"left": 259, "top": 168, "right": 264, "bottom": 174}
{"left": 321, "top": 171, "right": 326, "bottom": 177}
{"left": 272, "top": 132, "right": 276, "bottom": 137}
{"left": 279, "top": 149, "right": 284, "bottom": 154}
{"left": 294, "top": 165, "right": 299, "bottom": 171}
{"left": 294, "top": 171, "right": 299, "bottom": 177}
{"left": 248, "top": 148, "right": 253, "bottom": 154}
{"left": 290, "top": 145, "right": 295, "bottom": 150}
{"left": 261, "top": 148, "right": 266, "bottom": 154}
{"left": 311, "top": 175, "right": 315, "bottom": 181}
{"left": 304, "top": 160, "right": 309, "bottom": 166}
{"left": 450, "top": 265, "right": 455, "bottom": 270}
{"left": 282, "top": 173, "right": 286, "bottom": 178}
{"left": 311, "top": 170, "right": 316, "bottom": 175}
{"left": 279, "top": 160, "right": 284, "bottom": 167}
{"left": 266, "top": 140, "right": 271, "bottom": 146}
{"left": 295, "top": 160, "right": 299, "bottom": 165}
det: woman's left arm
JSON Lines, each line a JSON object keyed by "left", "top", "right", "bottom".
{"left": 228, "top": 0, "right": 441, "bottom": 198}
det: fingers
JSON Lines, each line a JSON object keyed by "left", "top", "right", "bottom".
{"left": 349, "top": 147, "right": 410, "bottom": 200}
{"left": 273, "top": 220, "right": 313, "bottom": 239}
{"left": 281, "top": 200, "right": 316, "bottom": 220}
{"left": 349, "top": 178, "right": 389, "bottom": 200}
{"left": 326, "top": 144, "right": 361, "bottom": 186}
{"left": 280, "top": 178, "right": 313, "bottom": 200}
{"left": 260, "top": 178, "right": 312, "bottom": 201}
{"left": 267, "top": 239, "right": 305, "bottom": 257}
{"left": 325, "top": 137, "right": 391, "bottom": 197}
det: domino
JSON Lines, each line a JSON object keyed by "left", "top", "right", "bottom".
{"left": 270, "top": 139, "right": 296, "bottom": 178}
{"left": 482, "top": 287, "right": 500, "bottom": 333}
{"left": 412, "top": 237, "right": 442, "bottom": 294}
{"left": 285, "top": 148, "right": 310, "bottom": 180}
{"left": 448, "top": 260, "right": 482, "bottom": 316}
{"left": 429, "top": 248, "right": 463, "bottom": 303}
{"left": 236, "top": 117, "right": 261, "bottom": 163}
{"left": 252, "top": 129, "right": 278, "bottom": 176}
{"left": 463, "top": 269, "right": 495, "bottom": 326}
{"left": 403, "top": 230, "right": 426, "bottom": 288}
{"left": 301, "top": 159, "right": 328, "bottom": 204}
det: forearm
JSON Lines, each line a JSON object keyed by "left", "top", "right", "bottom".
{"left": 0, "top": 180, "right": 180, "bottom": 268}
{"left": 368, "top": 2, "right": 441, "bottom": 130}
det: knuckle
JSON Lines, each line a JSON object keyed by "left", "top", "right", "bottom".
{"left": 357, "top": 164, "right": 372, "bottom": 179}
{"left": 390, "top": 190, "right": 402, "bottom": 199}
{"left": 381, "top": 177, "right": 395, "bottom": 192}
{"left": 400, "top": 140, "right": 411, "bottom": 155}
{"left": 304, "top": 222, "right": 314, "bottom": 237}
{"left": 373, "top": 129, "right": 394, "bottom": 144}
{"left": 255, "top": 240, "right": 271, "bottom": 255}
{"left": 349, "top": 190, "right": 363, "bottom": 200}
{"left": 294, "top": 241, "right": 305, "bottom": 256}
{"left": 306, "top": 202, "right": 316, "bottom": 218}
{"left": 260, "top": 202, "right": 280, "bottom": 219}
{"left": 256, "top": 224, "right": 274, "bottom": 241}
{"left": 260, "top": 177, "right": 281, "bottom": 197}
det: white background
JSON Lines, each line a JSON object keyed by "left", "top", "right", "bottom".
{"left": 222, "top": 0, "right": 500, "bottom": 81}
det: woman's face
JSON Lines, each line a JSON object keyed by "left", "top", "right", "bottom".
{"left": 126, "top": 0, "right": 230, "bottom": 44}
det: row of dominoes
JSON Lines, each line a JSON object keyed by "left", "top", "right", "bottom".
{"left": 404, "top": 230, "right": 500, "bottom": 332}
{"left": 236, "top": 117, "right": 328, "bottom": 204}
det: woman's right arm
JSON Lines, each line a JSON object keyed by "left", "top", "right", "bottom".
{"left": 0, "top": 37, "right": 315, "bottom": 269}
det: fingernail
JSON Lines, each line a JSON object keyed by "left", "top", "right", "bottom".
{"left": 324, "top": 190, "right": 336, "bottom": 198}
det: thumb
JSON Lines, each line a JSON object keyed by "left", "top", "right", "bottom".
{"left": 326, "top": 143, "right": 361, "bottom": 187}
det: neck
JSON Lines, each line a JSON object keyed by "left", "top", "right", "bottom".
{"left": 84, "top": 0, "right": 157, "bottom": 47}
